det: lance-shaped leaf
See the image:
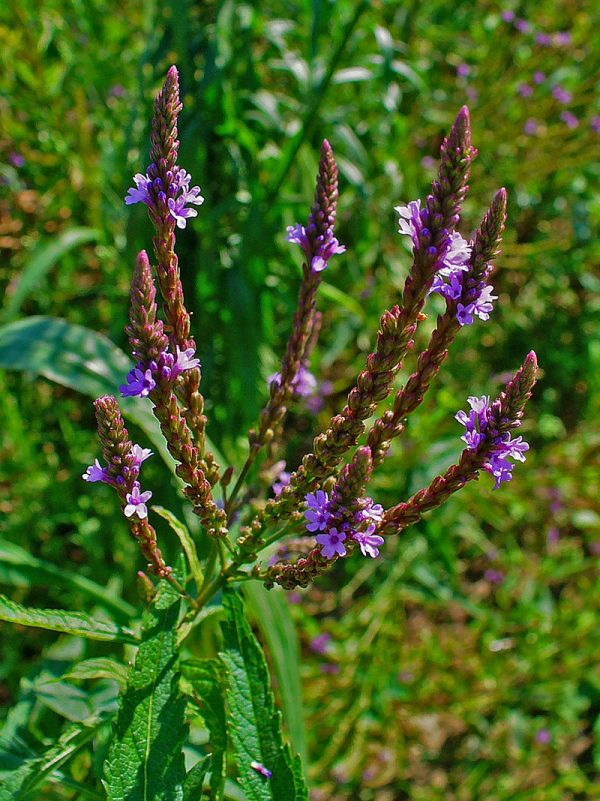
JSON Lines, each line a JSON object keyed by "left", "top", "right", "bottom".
{"left": 181, "top": 659, "right": 227, "bottom": 800}
{"left": 103, "top": 580, "right": 187, "bottom": 801}
{"left": 219, "top": 588, "right": 308, "bottom": 801}
{"left": 0, "top": 594, "right": 137, "bottom": 643}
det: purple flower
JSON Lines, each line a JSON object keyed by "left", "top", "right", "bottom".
{"left": 310, "top": 632, "right": 331, "bottom": 654}
{"left": 535, "top": 32, "right": 552, "bottom": 45}
{"left": 124, "top": 482, "right": 152, "bottom": 519}
{"left": 471, "top": 284, "right": 498, "bottom": 321}
{"left": 82, "top": 458, "right": 110, "bottom": 483}
{"left": 518, "top": 83, "right": 533, "bottom": 98}
{"left": 501, "top": 10, "right": 515, "bottom": 22}
{"left": 554, "top": 31, "right": 571, "bottom": 46}
{"left": 523, "top": 118, "right": 538, "bottom": 135}
{"left": 125, "top": 165, "right": 204, "bottom": 229}
{"left": 119, "top": 365, "right": 156, "bottom": 398}
{"left": 357, "top": 498, "right": 385, "bottom": 524}
{"left": 131, "top": 444, "right": 153, "bottom": 464}
{"left": 484, "top": 568, "right": 505, "bottom": 584}
{"left": 441, "top": 232, "right": 471, "bottom": 271}
{"left": 547, "top": 527, "right": 560, "bottom": 546}
{"left": 316, "top": 527, "right": 347, "bottom": 559}
{"left": 304, "top": 490, "right": 331, "bottom": 532}
{"left": 125, "top": 173, "right": 152, "bottom": 206}
{"left": 456, "top": 63, "right": 470, "bottom": 78}
{"left": 294, "top": 365, "right": 318, "bottom": 398}
{"left": 533, "top": 71, "right": 546, "bottom": 84}
{"left": 268, "top": 365, "right": 317, "bottom": 399}
{"left": 552, "top": 85, "right": 572, "bottom": 104}
{"left": 421, "top": 155, "right": 436, "bottom": 170}
{"left": 456, "top": 394, "right": 529, "bottom": 488}
{"left": 560, "top": 111, "right": 579, "bottom": 129}
{"left": 514, "top": 18, "right": 530, "bottom": 33}
{"left": 591, "top": 116, "right": 600, "bottom": 134}
{"left": 353, "top": 525, "right": 385, "bottom": 558}
{"left": 535, "top": 728, "right": 551, "bottom": 744}
{"left": 272, "top": 471, "right": 291, "bottom": 497}
{"left": 286, "top": 223, "right": 345, "bottom": 272}
{"left": 395, "top": 199, "right": 423, "bottom": 248}
{"left": 456, "top": 302, "right": 475, "bottom": 326}
{"left": 8, "top": 153, "right": 25, "bottom": 168}
{"left": 170, "top": 345, "right": 200, "bottom": 379}
{"left": 250, "top": 761, "right": 272, "bottom": 779}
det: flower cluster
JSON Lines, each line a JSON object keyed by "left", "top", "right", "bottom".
{"left": 286, "top": 139, "right": 345, "bottom": 272}
{"left": 120, "top": 345, "right": 200, "bottom": 398}
{"left": 125, "top": 165, "right": 204, "bottom": 229}
{"left": 396, "top": 207, "right": 497, "bottom": 326}
{"left": 304, "top": 491, "right": 385, "bottom": 559}
{"left": 83, "top": 443, "right": 154, "bottom": 519}
{"left": 456, "top": 395, "right": 529, "bottom": 488}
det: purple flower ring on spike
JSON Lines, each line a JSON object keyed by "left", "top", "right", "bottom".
{"left": 304, "top": 490, "right": 330, "bottom": 532}
{"left": 353, "top": 525, "right": 385, "bottom": 558}
{"left": 286, "top": 224, "right": 345, "bottom": 272}
{"left": 456, "top": 395, "right": 529, "bottom": 488}
{"left": 119, "top": 365, "right": 156, "bottom": 398}
{"left": 316, "top": 527, "right": 347, "bottom": 559}
{"left": 124, "top": 483, "right": 153, "bottom": 519}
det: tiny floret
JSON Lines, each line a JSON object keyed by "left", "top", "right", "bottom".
{"left": 131, "top": 444, "right": 153, "bottom": 464}
{"left": 82, "top": 458, "right": 109, "bottom": 483}
{"left": 316, "top": 527, "right": 347, "bottom": 559}
{"left": 304, "top": 490, "right": 330, "bottom": 532}
{"left": 353, "top": 525, "right": 385, "bottom": 558}
{"left": 120, "top": 365, "right": 156, "bottom": 398}
{"left": 171, "top": 345, "right": 201, "bottom": 379}
{"left": 395, "top": 199, "right": 423, "bottom": 248}
{"left": 124, "top": 173, "right": 152, "bottom": 206}
{"left": 124, "top": 483, "right": 153, "bottom": 519}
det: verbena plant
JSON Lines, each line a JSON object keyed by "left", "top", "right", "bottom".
{"left": 0, "top": 67, "right": 538, "bottom": 799}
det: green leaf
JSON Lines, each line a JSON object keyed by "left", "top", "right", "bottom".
{"left": 181, "top": 659, "right": 227, "bottom": 801}
{"left": 0, "top": 594, "right": 137, "bottom": 643}
{"left": 0, "top": 539, "right": 135, "bottom": 622}
{"left": 152, "top": 506, "right": 203, "bottom": 590}
{"left": 103, "top": 579, "right": 187, "bottom": 801}
{"left": 183, "top": 755, "right": 211, "bottom": 801}
{"left": 219, "top": 588, "right": 308, "bottom": 801}
{"left": 1, "top": 228, "right": 100, "bottom": 323}
{"left": 0, "top": 315, "right": 174, "bottom": 470}
{"left": 0, "top": 315, "right": 226, "bottom": 472}
{"left": 0, "top": 714, "right": 109, "bottom": 801}
{"left": 243, "top": 584, "right": 306, "bottom": 764}
{"left": 59, "top": 658, "right": 128, "bottom": 687}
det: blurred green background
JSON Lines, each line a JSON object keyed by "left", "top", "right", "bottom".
{"left": 1, "top": 0, "right": 599, "bottom": 799}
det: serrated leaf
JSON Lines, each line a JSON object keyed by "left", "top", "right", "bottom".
{"left": 103, "top": 579, "right": 187, "bottom": 801}
{"left": 0, "top": 714, "right": 109, "bottom": 801}
{"left": 0, "top": 539, "right": 135, "bottom": 622}
{"left": 181, "top": 659, "right": 227, "bottom": 800}
{"left": 219, "top": 588, "right": 308, "bottom": 801}
{"left": 243, "top": 584, "right": 306, "bottom": 764}
{"left": 153, "top": 506, "right": 203, "bottom": 590}
{"left": 183, "top": 755, "right": 211, "bottom": 801}
{"left": 0, "top": 594, "right": 137, "bottom": 643}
